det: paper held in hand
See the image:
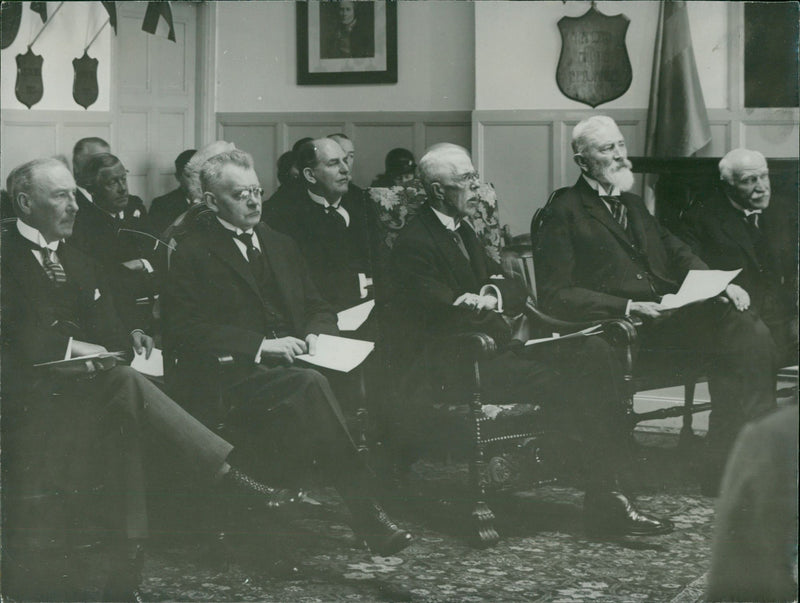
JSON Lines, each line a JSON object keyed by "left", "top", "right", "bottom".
{"left": 34, "top": 351, "right": 125, "bottom": 369}
{"left": 337, "top": 299, "right": 375, "bottom": 331}
{"left": 296, "top": 334, "right": 375, "bottom": 373}
{"left": 659, "top": 269, "right": 742, "bottom": 310}
{"left": 131, "top": 347, "right": 164, "bottom": 377}
{"left": 525, "top": 324, "right": 603, "bottom": 347}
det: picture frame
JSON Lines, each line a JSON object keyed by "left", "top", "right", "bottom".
{"left": 297, "top": 1, "right": 398, "bottom": 85}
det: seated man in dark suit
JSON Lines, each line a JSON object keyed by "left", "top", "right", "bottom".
{"left": 161, "top": 149, "right": 412, "bottom": 556}
{"left": 262, "top": 137, "right": 312, "bottom": 223}
{"left": 147, "top": 148, "right": 197, "bottom": 237}
{"left": 391, "top": 143, "right": 673, "bottom": 536}
{"left": 267, "top": 138, "right": 372, "bottom": 311}
{"left": 2, "top": 158, "right": 298, "bottom": 602}
{"left": 533, "top": 116, "right": 778, "bottom": 495}
{"left": 70, "top": 153, "right": 159, "bottom": 330}
{"left": 679, "top": 148, "right": 798, "bottom": 364}
{"left": 71, "top": 136, "right": 110, "bottom": 209}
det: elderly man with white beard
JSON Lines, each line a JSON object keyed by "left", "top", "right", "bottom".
{"left": 532, "top": 116, "right": 778, "bottom": 497}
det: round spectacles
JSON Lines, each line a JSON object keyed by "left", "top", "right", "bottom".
{"left": 232, "top": 186, "right": 264, "bottom": 202}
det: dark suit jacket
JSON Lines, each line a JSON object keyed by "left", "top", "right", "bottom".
{"left": 390, "top": 205, "right": 528, "bottom": 350}
{"left": 533, "top": 177, "right": 707, "bottom": 320}
{"left": 267, "top": 185, "right": 371, "bottom": 311}
{"left": 148, "top": 186, "right": 189, "bottom": 237}
{"left": 162, "top": 219, "right": 338, "bottom": 391}
{"left": 70, "top": 195, "right": 158, "bottom": 327}
{"left": 1, "top": 224, "right": 128, "bottom": 404}
{"left": 678, "top": 189, "right": 797, "bottom": 323}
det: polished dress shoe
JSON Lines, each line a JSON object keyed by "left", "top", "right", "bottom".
{"left": 223, "top": 467, "right": 303, "bottom": 509}
{"left": 353, "top": 501, "right": 413, "bottom": 556}
{"left": 584, "top": 491, "right": 674, "bottom": 536}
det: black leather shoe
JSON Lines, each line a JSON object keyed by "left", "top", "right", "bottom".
{"left": 584, "top": 491, "right": 674, "bottom": 536}
{"left": 102, "top": 545, "right": 145, "bottom": 602}
{"left": 223, "top": 467, "right": 303, "bottom": 509}
{"left": 353, "top": 501, "right": 413, "bottom": 556}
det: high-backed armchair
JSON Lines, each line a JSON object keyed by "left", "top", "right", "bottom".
{"left": 366, "top": 180, "right": 573, "bottom": 547}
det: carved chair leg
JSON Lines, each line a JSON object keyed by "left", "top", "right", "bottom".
{"left": 679, "top": 380, "right": 697, "bottom": 448}
{"left": 468, "top": 361, "right": 499, "bottom": 548}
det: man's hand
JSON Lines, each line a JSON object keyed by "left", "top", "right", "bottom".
{"left": 131, "top": 330, "right": 155, "bottom": 359}
{"left": 629, "top": 301, "right": 672, "bottom": 320}
{"left": 305, "top": 334, "right": 318, "bottom": 356}
{"left": 721, "top": 284, "right": 750, "bottom": 312}
{"left": 122, "top": 259, "right": 146, "bottom": 271}
{"left": 259, "top": 337, "right": 308, "bottom": 364}
{"left": 453, "top": 292, "right": 497, "bottom": 313}
{"left": 70, "top": 340, "right": 108, "bottom": 358}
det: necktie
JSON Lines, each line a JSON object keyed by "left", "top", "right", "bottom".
{"left": 325, "top": 204, "right": 347, "bottom": 228}
{"left": 745, "top": 212, "right": 760, "bottom": 230}
{"left": 602, "top": 195, "right": 628, "bottom": 231}
{"left": 451, "top": 225, "right": 470, "bottom": 261}
{"left": 234, "top": 231, "right": 261, "bottom": 267}
{"left": 41, "top": 247, "right": 67, "bottom": 285}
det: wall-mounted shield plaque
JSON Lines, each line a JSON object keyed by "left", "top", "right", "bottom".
{"left": 556, "top": 6, "right": 632, "bottom": 108}
{"left": 15, "top": 47, "right": 44, "bottom": 109}
{"left": 73, "top": 51, "right": 99, "bottom": 109}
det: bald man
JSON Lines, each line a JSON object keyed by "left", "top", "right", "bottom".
{"left": 679, "top": 149, "right": 798, "bottom": 364}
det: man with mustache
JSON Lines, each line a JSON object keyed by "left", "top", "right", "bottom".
{"left": 533, "top": 116, "right": 778, "bottom": 496}
{"left": 267, "top": 138, "right": 371, "bottom": 312}
{"left": 679, "top": 148, "right": 798, "bottom": 365}
{"left": 390, "top": 143, "right": 674, "bottom": 536}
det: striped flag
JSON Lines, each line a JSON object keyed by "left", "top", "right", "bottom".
{"left": 643, "top": 0, "right": 711, "bottom": 212}
{"left": 101, "top": 1, "right": 117, "bottom": 34}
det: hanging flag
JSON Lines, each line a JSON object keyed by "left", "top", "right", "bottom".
{"left": 1, "top": 1, "right": 23, "bottom": 49}
{"left": 643, "top": 0, "right": 711, "bottom": 212}
{"left": 30, "top": 1, "right": 47, "bottom": 22}
{"left": 142, "top": 1, "right": 176, "bottom": 42}
{"left": 101, "top": 1, "right": 118, "bottom": 34}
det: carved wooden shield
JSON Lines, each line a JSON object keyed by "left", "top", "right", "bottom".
{"left": 15, "top": 47, "right": 44, "bottom": 109}
{"left": 1, "top": 1, "right": 22, "bottom": 50}
{"left": 73, "top": 51, "right": 99, "bottom": 109}
{"left": 556, "top": 6, "right": 632, "bottom": 108}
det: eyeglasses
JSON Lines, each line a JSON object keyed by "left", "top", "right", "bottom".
{"left": 231, "top": 186, "right": 264, "bottom": 202}
{"left": 453, "top": 171, "right": 480, "bottom": 184}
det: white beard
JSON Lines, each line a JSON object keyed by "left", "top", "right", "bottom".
{"left": 601, "top": 161, "right": 635, "bottom": 192}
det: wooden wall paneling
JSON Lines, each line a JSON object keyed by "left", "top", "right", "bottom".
{"left": 352, "top": 123, "right": 416, "bottom": 187}
{"left": 1, "top": 122, "right": 57, "bottom": 178}
{"left": 221, "top": 124, "right": 279, "bottom": 195}
{"left": 742, "top": 120, "right": 800, "bottom": 157}
{"left": 424, "top": 122, "right": 472, "bottom": 153}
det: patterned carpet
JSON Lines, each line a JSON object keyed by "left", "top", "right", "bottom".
{"left": 3, "top": 433, "right": 715, "bottom": 602}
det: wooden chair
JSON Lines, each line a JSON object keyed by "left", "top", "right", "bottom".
{"left": 366, "top": 180, "right": 584, "bottom": 547}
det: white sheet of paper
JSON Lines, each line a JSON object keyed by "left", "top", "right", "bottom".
{"left": 659, "top": 269, "right": 742, "bottom": 310}
{"left": 524, "top": 324, "right": 603, "bottom": 347}
{"left": 296, "top": 334, "right": 374, "bottom": 373}
{"left": 337, "top": 299, "right": 375, "bottom": 331}
{"left": 131, "top": 347, "right": 164, "bottom": 377}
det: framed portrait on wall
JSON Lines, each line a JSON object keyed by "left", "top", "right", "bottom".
{"left": 297, "top": 1, "right": 398, "bottom": 85}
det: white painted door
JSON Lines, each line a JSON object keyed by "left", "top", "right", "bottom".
{"left": 114, "top": 1, "right": 196, "bottom": 206}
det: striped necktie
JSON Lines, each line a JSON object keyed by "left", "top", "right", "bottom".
{"left": 41, "top": 247, "right": 67, "bottom": 285}
{"left": 602, "top": 195, "right": 628, "bottom": 231}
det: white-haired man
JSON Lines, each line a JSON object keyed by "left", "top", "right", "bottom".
{"left": 679, "top": 148, "right": 798, "bottom": 364}
{"left": 391, "top": 143, "right": 674, "bottom": 536}
{"left": 533, "top": 116, "right": 778, "bottom": 496}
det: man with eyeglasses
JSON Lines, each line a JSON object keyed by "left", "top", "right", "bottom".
{"left": 267, "top": 137, "right": 372, "bottom": 312}
{"left": 162, "top": 149, "right": 413, "bottom": 557}
{"left": 390, "top": 143, "right": 674, "bottom": 537}
{"left": 70, "top": 153, "right": 159, "bottom": 334}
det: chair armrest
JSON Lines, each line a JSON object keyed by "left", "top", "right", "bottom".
{"left": 431, "top": 331, "right": 498, "bottom": 361}
{"left": 523, "top": 299, "right": 640, "bottom": 346}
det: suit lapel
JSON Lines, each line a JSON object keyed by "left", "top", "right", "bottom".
{"left": 207, "top": 220, "right": 262, "bottom": 300}
{"left": 420, "top": 206, "right": 480, "bottom": 290}
{"left": 717, "top": 197, "right": 760, "bottom": 268}
{"left": 254, "top": 222, "right": 300, "bottom": 328}
{"left": 577, "top": 178, "right": 639, "bottom": 252}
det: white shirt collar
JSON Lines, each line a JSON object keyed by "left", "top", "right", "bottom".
{"left": 77, "top": 186, "right": 92, "bottom": 203}
{"left": 582, "top": 174, "right": 620, "bottom": 197}
{"left": 216, "top": 216, "right": 254, "bottom": 236}
{"left": 726, "top": 196, "right": 762, "bottom": 216}
{"left": 308, "top": 189, "right": 342, "bottom": 209}
{"left": 17, "top": 219, "right": 60, "bottom": 250}
{"left": 430, "top": 206, "right": 460, "bottom": 232}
